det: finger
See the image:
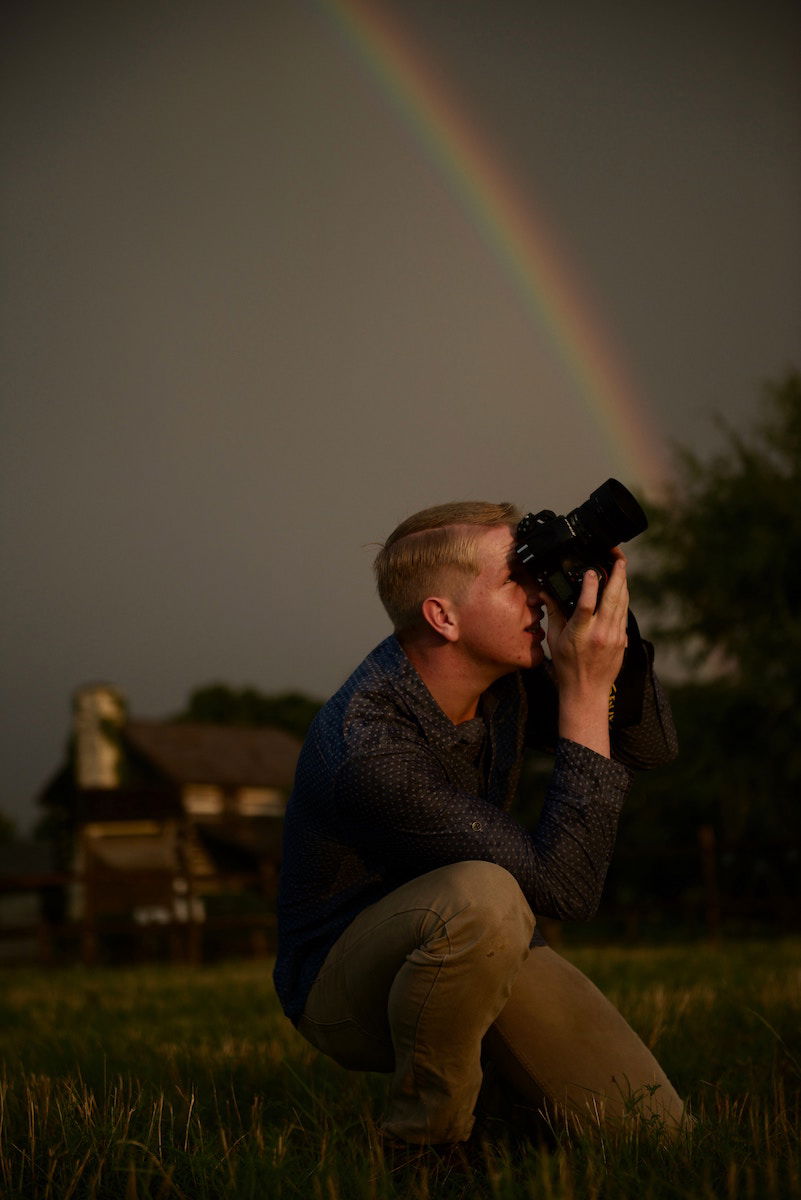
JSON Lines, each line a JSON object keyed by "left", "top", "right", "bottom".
{"left": 572, "top": 568, "right": 601, "bottom": 621}
{"left": 598, "top": 554, "right": 629, "bottom": 613}
{"left": 599, "top": 574, "right": 630, "bottom": 646}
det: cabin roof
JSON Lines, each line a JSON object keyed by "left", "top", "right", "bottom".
{"left": 124, "top": 720, "right": 301, "bottom": 789}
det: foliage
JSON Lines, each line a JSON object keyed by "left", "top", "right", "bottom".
{"left": 174, "top": 685, "right": 322, "bottom": 740}
{"left": 0, "top": 811, "right": 16, "bottom": 845}
{"left": 0, "top": 943, "right": 799, "bottom": 1198}
{"left": 638, "top": 369, "right": 801, "bottom": 689}
{"left": 630, "top": 370, "right": 801, "bottom": 852}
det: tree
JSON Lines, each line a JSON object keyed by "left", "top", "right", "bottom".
{"left": 174, "top": 684, "right": 322, "bottom": 740}
{"left": 633, "top": 369, "right": 801, "bottom": 852}
{"left": 638, "top": 369, "right": 801, "bottom": 692}
{"left": 0, "top": 811, "right": 16, "bottom": 845}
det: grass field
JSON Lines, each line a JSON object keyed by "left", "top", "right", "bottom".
{"left": 1, "top": 939, "right": 799, "bottom": 1198}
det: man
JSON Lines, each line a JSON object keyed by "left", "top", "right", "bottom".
{"left": 274, "top": 500, "right": 687, "bottom": 1146}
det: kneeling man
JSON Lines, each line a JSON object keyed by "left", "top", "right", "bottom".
{"left": 274, "top": 500, "right": 688, "bottom": 1145}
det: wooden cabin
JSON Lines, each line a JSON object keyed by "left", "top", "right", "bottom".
{"left": 38, "top": 684, "right": 302, "bottom": 962}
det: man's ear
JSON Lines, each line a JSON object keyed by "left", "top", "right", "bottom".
{"left": 420, "top": 596, "right": 460, "bottom": 642}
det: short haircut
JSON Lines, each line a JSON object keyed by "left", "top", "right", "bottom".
{"left": 374, "top": 500, "right": 521, "bottom": 633}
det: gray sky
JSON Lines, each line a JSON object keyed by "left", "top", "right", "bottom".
{"left": 2, "top": 0, "right": 800, "bottom": 831}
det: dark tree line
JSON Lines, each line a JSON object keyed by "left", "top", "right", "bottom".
{"left": 174, "top": 685, "right": 322, "bottom": 741}
{"left": 636, "top": 370, "right": 801, "bottom": 838}
{"left": 610, "top": 370, "right": 801, "bottom": 929}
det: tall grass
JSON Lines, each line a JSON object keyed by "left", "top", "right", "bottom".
{"left": 1, "top": 939, "right": 799, "bottom": 1198}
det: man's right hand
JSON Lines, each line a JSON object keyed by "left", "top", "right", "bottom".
{"left": 542, "top": 549, "right": 629, "bottom": 757}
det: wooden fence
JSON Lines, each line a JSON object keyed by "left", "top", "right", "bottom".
{"left": 1, "top": 828, "right": 798, "bottom": 966}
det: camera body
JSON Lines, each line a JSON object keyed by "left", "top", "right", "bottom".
{"left": 515, "top": 478, "right": 647, "bottom": 614}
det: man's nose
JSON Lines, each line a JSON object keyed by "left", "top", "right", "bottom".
{"left": 525, "top": 583, "right": 544, "bottom": 609}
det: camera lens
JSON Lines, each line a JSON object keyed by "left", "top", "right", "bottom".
{"left": 574, "top": 479, "right": 648, "bottom": 546}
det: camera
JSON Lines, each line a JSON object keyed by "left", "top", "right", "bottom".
{"left": 515, "top": 478, "right": 647, "bottom": 614}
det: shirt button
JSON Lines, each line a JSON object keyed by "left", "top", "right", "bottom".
{"left": 470, "top": 820, "right": 483, "bottom": 832}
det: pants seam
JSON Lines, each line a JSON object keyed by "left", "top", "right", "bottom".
{"left": 404, "top": 923, "right": 452, "bottom": 1106}
{"left": 489, "top": 1020, "right": 552, "bottom": 1106}
{"left": 313, "top": 901, "right": 471, "bottom": 985}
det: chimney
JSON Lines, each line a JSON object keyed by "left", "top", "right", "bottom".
{"left": 73, "top": 684, "right": 127, "bottom": 788}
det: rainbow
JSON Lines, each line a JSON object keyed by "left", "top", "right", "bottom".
{"left": 317, "top": 0, "right": 670, "bottom": 492}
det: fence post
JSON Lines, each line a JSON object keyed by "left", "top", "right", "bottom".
{"left": 697, "top": 824, "right": 720, "bottom": 942}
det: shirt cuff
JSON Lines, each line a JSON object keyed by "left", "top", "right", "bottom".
{"left": 554, "top": 737, "right": 631, "bottom": 811}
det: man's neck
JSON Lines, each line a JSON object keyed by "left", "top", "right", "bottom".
{"left": 399, "top": 634, "right": 497, "bottom": 725}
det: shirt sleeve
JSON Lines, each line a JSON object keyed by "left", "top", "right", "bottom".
{"left": 334, "top": 736, "right": 630, "bottom": 922}
{"left": 523, "top": 645, "right": 679, "bottom": 770}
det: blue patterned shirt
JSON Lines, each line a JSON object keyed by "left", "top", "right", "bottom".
{"left": 274, "top": 635, "right": 676, "bottom": 1023}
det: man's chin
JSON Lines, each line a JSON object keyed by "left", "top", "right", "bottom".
{"left": 524, "top": 643, "right": 546, "bottom": 670}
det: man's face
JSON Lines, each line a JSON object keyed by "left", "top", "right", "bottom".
{"left": 451, "top": 525, "right": 546, "bottom": 676}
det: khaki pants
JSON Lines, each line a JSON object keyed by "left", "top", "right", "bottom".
{"left": 297, "top": 861, "right": 687, "bottom": 1144}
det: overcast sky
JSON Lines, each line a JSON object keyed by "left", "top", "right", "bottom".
{"left": 2, "top": 0, "right": 800, "bottom": 831}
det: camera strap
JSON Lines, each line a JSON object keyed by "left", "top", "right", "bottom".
{"left": 608, "top": 609, "right": 652, "bottom": 728}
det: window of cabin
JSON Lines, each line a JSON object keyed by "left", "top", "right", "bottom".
{"left": 237, "top": 787, "right": 285, "bottom": 816}
{"left": 183, "top": 785, "right": 224, "bottom": 816}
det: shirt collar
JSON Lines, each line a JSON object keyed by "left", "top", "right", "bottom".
{"left": 370, "top": 634, "right": 499, "bottom": 755}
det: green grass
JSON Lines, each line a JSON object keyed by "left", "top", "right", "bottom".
{"left": 1, "top": 939, "right": 799, "bottom": 1198}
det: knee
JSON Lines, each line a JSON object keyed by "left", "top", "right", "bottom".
{"left": 430, "top": 860, "right": 535, "bottom": 945}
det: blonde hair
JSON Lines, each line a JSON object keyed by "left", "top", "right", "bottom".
{"left": 374, "top": 501, "right": 521, "bottom": 633}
